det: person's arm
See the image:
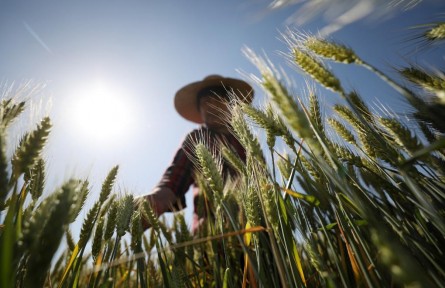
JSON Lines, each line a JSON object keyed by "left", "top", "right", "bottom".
{"left": 134, "top": 186, "right": 177, "bottom": 230}
{"left": 136, "top": 132, "right": 197, "bottom": 229}
{"left": 135, "top": 186, "right": 177, "bottom": 216}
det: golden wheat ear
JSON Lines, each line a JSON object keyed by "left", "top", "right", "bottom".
{"left": 293, "top": 48, "right": 344, "bottom": 94}
{"left": 400, "top": 66, "right": 445, "bottom": 103}
{"left": 305, "top": 37, "right": 361, "bottom": 64}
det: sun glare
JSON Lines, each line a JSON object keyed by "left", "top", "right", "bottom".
{"left": 68, "top": 82, "right": 135, "bottom": 144}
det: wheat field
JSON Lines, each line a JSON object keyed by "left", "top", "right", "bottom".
{"left": 1, "top": 22, "right": 444, "bottom": 288}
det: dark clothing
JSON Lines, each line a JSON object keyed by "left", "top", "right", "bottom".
{"left": 156, "top": 126, "right": 246, "bottom": 229}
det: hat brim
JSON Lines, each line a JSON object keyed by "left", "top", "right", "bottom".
{"left": 174, "top": 76, "right": 254, "bottom": 123}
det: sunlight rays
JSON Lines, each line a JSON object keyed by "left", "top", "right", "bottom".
{"left": 67, "top": 81, "right": 135, "bottom": 145}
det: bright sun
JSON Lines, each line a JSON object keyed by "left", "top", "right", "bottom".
{"left": 68, "top": 82, "right": 135, "bottom": 144}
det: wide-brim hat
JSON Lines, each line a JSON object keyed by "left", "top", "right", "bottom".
{"left": 174, "top": 75, "right": 254, "bottom": 123}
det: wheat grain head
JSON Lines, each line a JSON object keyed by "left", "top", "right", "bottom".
{"left": 11, "top": 116, "right": 51, "bottom": 181}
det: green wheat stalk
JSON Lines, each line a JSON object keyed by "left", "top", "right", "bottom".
{"left": 1, "top": 98, "right": 26, "bottom": 129}
{"left": 11, "top": 117, "right": 51, "bottom": 182}
{"left": 328, "top": 118, "right": 357, "bottom": 145}
{"left": 99, "top": 165, "right": 119, "bottom": 203}
{"left": 231, "top": 104, "right": 265, "bottom": 164}
{"left": 92, "top": 217, "right": 105, "bottom": 261}
{"left": 21, "top": 180, "right": 82, "bottom": 287}
{"left": 400, "top": 66, "right": 445, "bottom": 103}
{"left": 243, "top": 47, "right": 319, "bottom": 155}
{"left": 0, "top": 128, "right": 9, "bottom": 210}
{"left": 293, "top": 48, "right": 343, "bottom": 94}
{"left": 115, "top": 194, "right": 134, "bottom": 237}
{"left": 104, "top": 200, "right": 118, "bottom": 241}
{"left": 27, "top": 158, "right": 45, "bottom": 201}
{"left": 241, "top": 103, "right": 279, "bottom": 148}
{"left": 299, "top": 31, "right": 445, "bottom": 133}
{"left": 195, "top": 142, "right": 224, "bottom": 199}
{"left": 221, "top": 146, "right": 246, "bottom": 175}
{"left": 379, "top": 117, "right": 423, "bottom": 156}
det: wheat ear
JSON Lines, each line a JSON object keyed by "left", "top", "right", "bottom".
{"left": 241, "top": 103, "right": 278, "bottom": 148}
{"left": 11, "top": 117, "right": 51, "bottom": 181}
{"left": 400, "top": 66, "right": 445, "bottom": 102}
{"left": 231, "top": 105, "right": 265, "bottom": 164}
{"left": 305, "top": 37, "right": 361, "bottom": 64}
{"left": 328, "top": 118, "right": 357, "bottom": 145}
{"left": 425, "top": 22, "right": 445, "bottom": 41}
{"left": 116, "top": 194, "right": 134, "bottom": 237}
{"left": 1, "top": 98, "right": 26, "bottom": 128}
{"left": 92, "top": 217, "right": 105, "bottom": 261}
{"left": 379, "top": 117, "right": 423, "bottom": 156}
{"left": 78, "top": 202, "right": 101, "bottom": 248}
{"left": 27, "top": 158, "right": 45, "bottom": 201}
{"left": 294, "top": 48, "right": 343, "bottom": 94}
{"left": 265, "top": 104, "right": 297, "bottom": 152}
{"left": 243, "top": 47, "right": 317, "bottom": 153}
{"left": 0, "top": 128, "right": 8, "bottom": 209}
{"left": 99, "top": 165, "right": 119, "bottom": 203}
{"left": 22, "top": 180, "right": 80, "bottom": 288}
{"left": 66, "top": 229, "right": 75, "bottom": 252}
{"left": 195, "top": 142, "right": 224, "bottom": 199}
{"left": 130, "top": 212, "right": 142, "bottom": 251}
{"left": 104, "top": 200, "right": 118, "bottom": 240}
{"left": 221, "top": 146, "right": 246, "bottom": 175}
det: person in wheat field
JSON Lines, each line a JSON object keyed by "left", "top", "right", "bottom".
{"left": 136, "top": 75, "right": 254, "bottom": 233}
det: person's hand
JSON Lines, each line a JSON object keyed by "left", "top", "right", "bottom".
{"left": 134, "top": 187, "right": 176, "bottom": 230}
{"left": 134, "top": 195, "right": 153, "bottom": 230}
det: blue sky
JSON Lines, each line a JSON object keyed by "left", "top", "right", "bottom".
{"left": 1, "top": 0, "right": 444, "bottom": 228}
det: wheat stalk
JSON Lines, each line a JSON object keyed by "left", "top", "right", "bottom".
{"left": 400, "top": 66, "right": 445, "bottom": 102}
{"left": 92, "top": 217, "right": 105, "bottom": 261}
{"left": 1, "top": 98, "right": 26, "bottom": 128}
{"left": 305, "top": 37, "right": 361, "bottom": 64}
{"left": 0, "top": 129, "right": 9, "bottom": 210}
{"left": 241, "top": 103, "right": 278, "bottom": 148}
{"left": 66, "top": 229, "right": 75, "bottom": 252}
{"left": 308, "top": 92, "right": 324, "bottom": 135}
{"left": 425, "top": 22, "right": 445, "bottom": 41}
{"left": 195, "top": 142, "right": 224, "bottom": 199}
{"left": 242, "top": 182, "right": 262, "bottom": 230}
{"left": 348, "top": 91, "right": 375, "bottom": 125}
{"left": 22, "top": 180, "right": 81, "bottom": 287}
{"left": 27, "top": 158, "right": 45, "bottom": 201}
{"left": 328, "top": 118, "right": 357, "bottom": 145}
{"left": 130, "top": 212, "right": 142, "bottom": 251}
{"left": 221, "top": 146, "right": 246, "bottom": 175}
{"left": 243, "top": 47, "right": 319, "bottom": 154}
{"left": 265, "top": 104, "right": 296, "bottom": 152}
{"left": 141, "top": 199, "right": 160, "bottom": 232}
{"left": 116, "top": 194, "right": 134, "bottom": 237}
{"left": 293, "top": 48, "right": 343, "bottom": 94}
{"left": 379, "top": 117, "right": 423, "bottom": 156}
{"left": 67, "top": 179, "right": 89, "bottom": 223}
{"left": 99, "top": 165, "right": 119, "bottom": 203}
{"left": 276, "top": 152, "right": 293, "bottom": 181}
{"left": 104, "top": 200, "right": 118, "bottom": 241}
{"left": 78, "top": 202, "right": 101, "bottom": 248}
{"left": 231, "top": 105, "right": 265, "bottom": 164}
{"left": 11, "top": 117, "right": 51, "bottom": 181}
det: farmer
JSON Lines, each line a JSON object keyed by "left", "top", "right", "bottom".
{"left": 136, "top": 75, "right": 254, "bottom": 232}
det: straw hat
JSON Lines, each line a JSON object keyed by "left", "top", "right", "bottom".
{"left": 174, "top": 75, "right": 254, "bottom": 123}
